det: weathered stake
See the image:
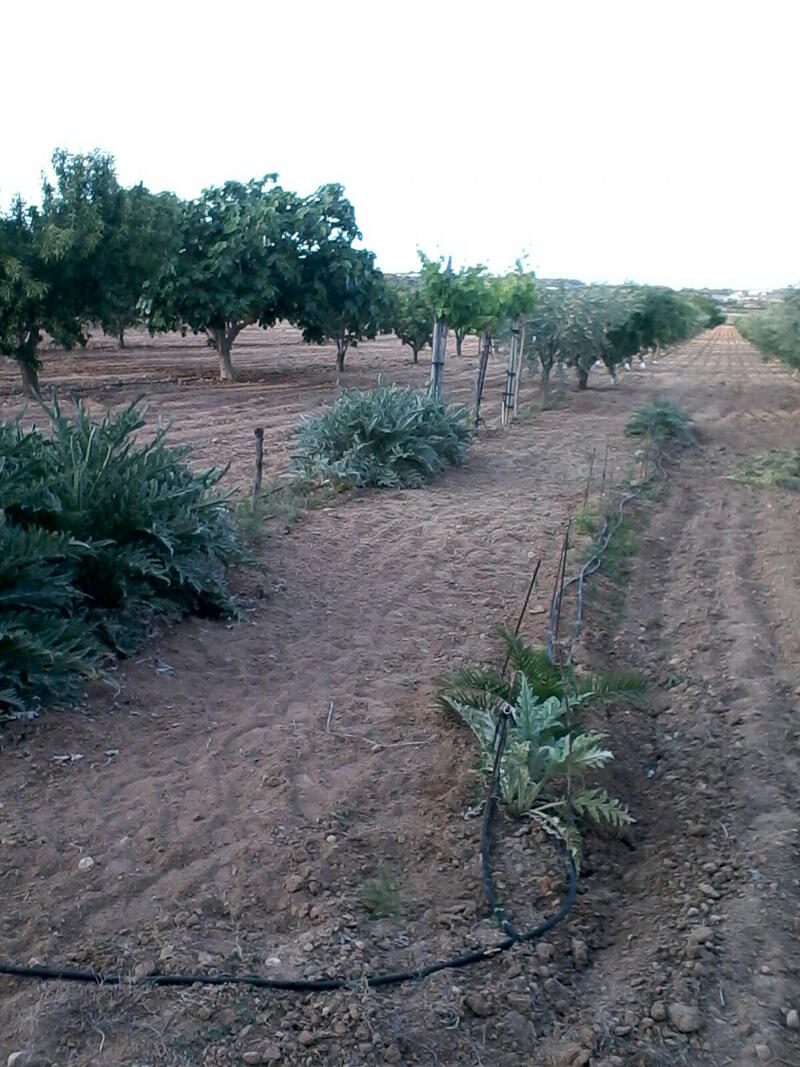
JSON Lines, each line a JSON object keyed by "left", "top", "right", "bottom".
{"left": 600, "top": 440, "right": 610, "bottom": 500}
{"left": 252, "top": 427, "right": 264, "bottom": 504}
{"left": 501, "top": 317, "right": 522, "bottom": 427}
{"left": 513, "top": 321, "right": 526, "bottom": 416}
{"left": 583, "top": 448, "right": 597, "bottom": 510}
{"left": 429, "top": 316, "right": 448, "bottom": 398}
{"left": 474, "top": 331, "right": 492, "bottom": 426}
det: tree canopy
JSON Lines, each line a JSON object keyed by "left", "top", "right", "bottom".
{"left": 0, "top": 149, "right": 119, "bottom": 395}
{"left": 293, "top": 186, "right": 386, "bottom": 372}
{"left": 387, "top": 282, "right": 432, "bottom": 363}
{"left": 141, "top": 176, "right": 304, "bottom": 380}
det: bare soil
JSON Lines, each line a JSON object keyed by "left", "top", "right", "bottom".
{"left": 1, "top": 325, "right": 799, "bottom": 1066}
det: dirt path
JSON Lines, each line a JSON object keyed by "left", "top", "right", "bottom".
{"left": 1, "top": 326, "right": 799, "bottom": 1066}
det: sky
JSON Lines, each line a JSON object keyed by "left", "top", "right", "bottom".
{"left": 2, "top": 0, "right": 798, "bottom": 290}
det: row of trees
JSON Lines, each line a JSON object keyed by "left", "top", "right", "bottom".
{"left": 0, "top": 152, "right": 388, "bottom": 393}
{"left": 1, "top": 150, "right": 722, "bottom": 398}
{"left": 388, "top": 264, "right": 722, "bottom": 414}
{"left": 523, "top": 284, "right": 723, "bottom": 402}
{"left": 737, "top": 290, "right": 800, "bottom": 370}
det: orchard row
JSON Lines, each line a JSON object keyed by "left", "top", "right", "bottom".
{"left": 0, "top": 151, "right": 723, "bottom": 397}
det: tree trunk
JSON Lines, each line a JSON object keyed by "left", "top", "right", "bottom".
{"left": 217, "top": 337, "right": 235, "bottom": 381}
{"left": 118, "top": 330, "right": 126, "bottom": 350}
{"left": 540, "top": 360, "right": 552, "bottom": 408}
{"left": 577, "top": 367, "right": 588, "bottom": 390}
{"left": 252, "top": 427, "right": 264, "bottom": 504}
{"left": 336, "top": 339, "right": 347, "bottom": 374}
{"left": 19, "top": 360, "right": 41, "bottom": 398}
{"left": 455, "top": 330, "right": 465, "bottom": 358}
{"left": 412, "top": 345, "right": 419, "bottom": 364}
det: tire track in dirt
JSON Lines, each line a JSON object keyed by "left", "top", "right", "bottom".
{"left": 580, "top": 330, "right": 800, "bottom": 1065}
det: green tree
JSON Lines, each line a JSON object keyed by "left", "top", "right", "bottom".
{"left": 141, "top": 176, "right": 304, "bottom": 381}
{"left": 296, "top": 244, "right": 386, "bottom": 373}
{"left": 448, "top": 265, "right": 491, "bottom": 357}
{"left": 525, "top": 285, "right": 567, "bottom": 405}
{"left": 98, "top": 185, "right": 181, "bottom": 348}
{"left": 738, "top": 289, "right": 800, "bottom": 369}
{"left": 0, "top": 149, "right": 116, "bottom": 396}
{"left": 389, "top": 283, "right": 433, "bottom": 363}
{"left": 688, "top": 291, "right": 725, "bottom": 328}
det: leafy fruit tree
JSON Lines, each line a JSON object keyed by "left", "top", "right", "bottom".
{"left": 737, "top": 288, "right": 800, "bottom": 370}
{"left": 295, "top": 244, "right": 386, "bottom": 373}
{"left": 141, "top": 175, "right": 303, "bottom": 381}
{"left": 597, "top": 287, "right": 641, "bottom": 380}
{"left": 525, "top": 284, "right": 567, "bottom": 405}
{"left": 688, "top": 291, "right": 725, "bottom": 329}
{"left": 627, "top": 287, "right": 698, "bottom": 358}
{"left": 388, "top": 283, "right": 433, "bottom": 363}
{"left": 470, "top": 273, "right": 507, "bottom": 423}
{"left": 98, "top": 185, "right": 182, "bottom": 348}
{"left": 0, "top": 149, "right": 117, "bottom": 396}
{"left": 448, "top": 265, "right": 491, "bottom": 357}
{"left": 419, "top": 254, "right": 456, "bottom": 396}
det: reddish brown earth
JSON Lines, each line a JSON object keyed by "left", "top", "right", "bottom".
{"left": 1, "top": 325, "right": 799, "bottom": 1066}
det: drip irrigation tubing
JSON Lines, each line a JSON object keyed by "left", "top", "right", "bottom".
{"left": 0, "top": 736, "right": 576, "bottom": 992}
{"left": 0, "top": 561, "right": 577, "bottom": 994}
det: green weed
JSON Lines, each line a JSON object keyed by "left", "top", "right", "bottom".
{"left": 625, "top": 399, "right": 694, "bottom": 445}
{"left": 361, "top": 869, "right": 400, "bottom": 918}
{"left": 575, "top": 507, "right": 600, "bottom": 536}
{"left": 236, "top": 478, "right": 344, "bottom": 546}
{"left": 732, "top": 449, "right": 800, "bottom": 490}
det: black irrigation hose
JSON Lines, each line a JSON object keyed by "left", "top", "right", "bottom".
{"left": 547, "top": 442, "right": 670, "bottom": 664}
{"left": 5, "top": 440, "right": 674, "bottom": 997}
{"left": 0, "top": 680, "right": 577, "bottom": 993}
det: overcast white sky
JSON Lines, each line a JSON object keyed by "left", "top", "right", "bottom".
{"left": 2, "top": 0, "right": 798, "bottom": 289}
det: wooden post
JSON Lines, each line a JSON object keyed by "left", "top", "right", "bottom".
{"left": 429, "top": 315, "right": 448, "bottom": 397}
{"left": 501, "top": 316, "right": 522, "bottom": 427}
{"left": 600, "top": 440, "right": 610, "bottom": 500}
{"left": 474, "top": 331, "right": 492, "bottom": 426}
{"left": 583, "top": 447, "right": 596, "bottom": 509}
{"left": 252, "top": 427, "right": 264, "bottom": 504}
{"left": 513, "top": 321, "right": 526, "bottom": 416}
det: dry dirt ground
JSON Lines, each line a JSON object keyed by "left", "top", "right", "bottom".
{"left": 1, "top": 325, "right": 799, "bottom": 1066}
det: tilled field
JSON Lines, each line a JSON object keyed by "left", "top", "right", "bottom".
{"left": 1, "top": 325, "right": 799, "bottom": 1066}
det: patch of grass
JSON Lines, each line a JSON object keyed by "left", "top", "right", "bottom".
{"left": 579, "top": 498, "right": 652, "bottom": 622}
{"left": 661, "top": 669, "right": 686, "bottom": 690}
{"left": 575, "top": 507, "right": 600, "bottom": 536}
{"left": 361, "top": 869, "right": 400, "bottom": 919}
{"left": 235, "top": 478, "right": 345, "bottom": 547}
{"left": 625, "top": 399, "right": 694, "bottom": 445}
{"left": 732, "top": 449, "right": 800, "bottom": 490}
{"left": 598, "top": 513, "right": 641, "bottom": 585}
